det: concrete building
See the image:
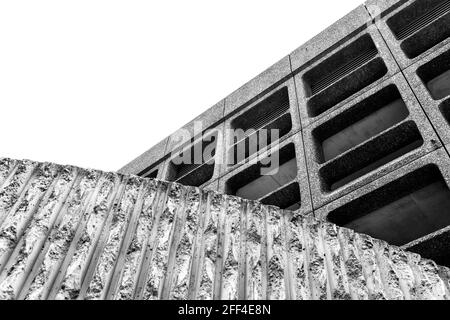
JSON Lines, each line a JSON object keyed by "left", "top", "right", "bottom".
{"left": 120, "top": 0, "right": 450, "bottom": 268}
{"left": 0, "top": 157, "right": 450, "bottom": 300}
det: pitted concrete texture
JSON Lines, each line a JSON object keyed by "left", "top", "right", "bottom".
{"left": 289, "top": 5, "right": 372, "bottom": 73}
{"left": 222, "top": 78, "right": 302, "bottom": 177}
{"left": 316, "top": 149, "right": 450, "bottom": 267}
{"left": 303, "top": 72, "right": 442, "bottom": 209}
{"left": 0, "top": 157, "right": 450, "bottom": 300}
{"left": 294, "top": 25, "right": 400, "bottom": 128}
{"left": 224, "top": 56, "right": 291, "bottom": 117}
{"left": 370, "top": 0, "right": 450, "bottom": 70}
{"left": 119, "top": 138, "right": 168, "bottom": 176}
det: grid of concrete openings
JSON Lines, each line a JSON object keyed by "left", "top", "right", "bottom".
{"left": 120, "top": 0, "right": 450, "bottom": 268}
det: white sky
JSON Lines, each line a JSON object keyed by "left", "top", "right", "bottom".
{"left": 0, "top": 0, "right": 362, "bottom": 172}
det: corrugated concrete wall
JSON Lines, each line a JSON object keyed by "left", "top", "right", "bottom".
{"left": 0, "top": 157, "right": 450, "bottom": 300}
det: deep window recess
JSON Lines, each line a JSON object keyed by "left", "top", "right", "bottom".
{"left": 417, "top": 48, "right": 450, "bottom": 100}
{"left": 139, "top": 168, "right": 158, "bottom": 179}
{"left": 327, "top": 165, "right": 450, "bottom": 253}
{"left": 303, "top": 34, "right": 388, "bottom": 117}
{"left": 387, "top": 0, "right": 450, "bottom": 59}
{"left": 313, "top": 85, "right": 410, "bottom": 164}
{"left": 228, "top": 87, "right": 292, "bottom": 166}
{"left": 319, "top": 121, "right": 423, "bottom": 192}
{"left": 225, "top": 143, "right": 301, "bottom": 210}
{"left": 167, "top": 131, "right": 217, "bottom": 187}
{"left": 440, "top": 99, "right": 450, "bottom": 123}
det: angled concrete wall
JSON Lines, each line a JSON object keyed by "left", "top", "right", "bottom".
{"left": 0, "top": 157, "right": 450, "bottom": 300}
{"left": 119, "top": 0, "right": 450, "bottom": 269}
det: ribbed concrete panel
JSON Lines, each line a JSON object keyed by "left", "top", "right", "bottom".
{"left": 0, "top": 157, "right": 449, "bottom": 300}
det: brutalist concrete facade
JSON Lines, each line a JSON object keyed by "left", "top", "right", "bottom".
{"left": 1, "top": 157, "right": 450, "bottom": 300}
{"left": 121, "top": 0, "right": 450, "bottom": 268}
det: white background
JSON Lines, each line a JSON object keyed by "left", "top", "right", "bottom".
{"left": 0, "top": 0, "right": 362, "bottom": 172}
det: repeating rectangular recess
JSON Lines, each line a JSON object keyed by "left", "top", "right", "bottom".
{"left": 326, "top": 162, "right": 450, "bottom": 266}
{"left": 405, "top": 225, "right": 450, "bottom": 269}
{"left": 417, "top": 47, "right": 450, "bottom": 100}
{"left": 312, "top": 85, "right": 411, "bottom": 164}
{"left": 228, "top": 87, "right": 292, "bottom": 167}
{"left": 302, "top": 34, "right": 388, "bottom": 118}
{"left": 314, "top": 85, "right": 423, "bottom": 192}
{"left": 386, "top": 0, "right": 450, "bottom": 59}
{"left": 440, "top": 99, "right": 450, "bottom": 124}
{"left": 166, "top": 130, "right": 218, "bottom": 187}
{"left": 118, "top": 138, "right": 169, "bottom": 176}
{"left": 404, "top": 43, "right": 450, "bottom": 146}
{"left": 304, "top": 73, "right": 441, "bottom": 209}
{"left": 225, "top": 143, "right": 301, "bottom": 211}
{"left": 4, "top": 157, "right": 450, "bottom": 299}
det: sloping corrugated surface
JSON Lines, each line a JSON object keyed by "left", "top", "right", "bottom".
{"left": 0, "top": 157, "right": 449, "bottom": 300}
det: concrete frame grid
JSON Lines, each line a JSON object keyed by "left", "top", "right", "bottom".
{"left": 119, "top": 0, "right": 450, "bottom": 265}
{"left": 308, "top": 0, "right": 450, "bottom": 265}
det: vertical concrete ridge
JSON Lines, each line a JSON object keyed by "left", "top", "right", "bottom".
{"left": 0, "top": 156, "right": 449, "bottom": 300}
{"left": 291, "top": 72, "right": 315, "bottom": 215}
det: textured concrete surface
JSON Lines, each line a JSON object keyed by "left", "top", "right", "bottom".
{"left": 222, "top": 78, "right": 302, "bottom": 177}
{"left": 365, "top": 0, "right": 405, "bottom": 18}
{"left": 164, "top": 122, "right": 226, "bottom": 190}
{"left": 1, "top": 157, "right": 450, "bottom": 300}
{"left": 304, "top": 72, "right": 442, "bottom": 209}
{"left": 404, "top": 42, "right": 450, "bottom": 146}
{"left": 224, "top": 56, "right": 291, "bottom": 117}
{"left": 119, "top": 138, "right": 168, "bottom": 176}
{"left": 372, "top": 0, "right": 450, "bottom": 70}
{"left": 115, "top": 0, "right": 450, "bottom": 279}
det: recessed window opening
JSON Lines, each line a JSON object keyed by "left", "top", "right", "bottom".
{"left": 319, "top": 121, "right": 424, "bottom": 192}
{"left": 138, "top": 166, "right": 159, "bottom": 179}
{"left": 440, "top": 99, "right": 450, "bottom": 123}
{"left": 387, "top": 0, "right": 450, "bottom": 59}
{"left": 167, "top": 131, "right": 217, "bottom": 187}
{"left": 327, "top": 164, "right": 450, "bottom": 248}
{"left": 303, "top": 34, "right": 387, "bottom": 117}
{"left": 229, "top": 87, "right": 292, "bottom": 166}
{"left": 225, "top": 143, "right": 300, "bottom": 210}
{"left": 407, "top": 228, "right": 450, "bottom": 268}
{"left": 313, "top": 85, "right": 410, "bottom": 164}
{"left": 417, "top": 48, "right": 450, "bottom": 100}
